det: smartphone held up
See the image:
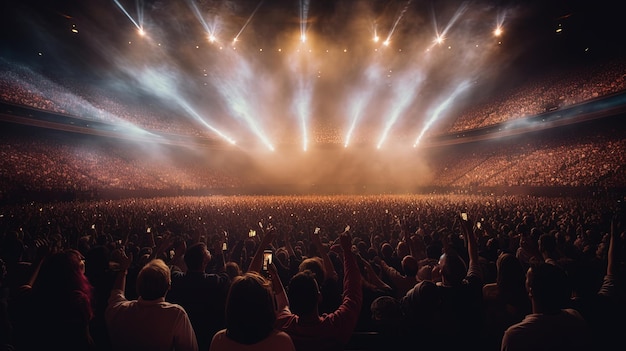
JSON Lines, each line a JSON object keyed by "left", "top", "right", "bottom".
{"left": 262, "top": 249, "right": 273, "bottom": 272}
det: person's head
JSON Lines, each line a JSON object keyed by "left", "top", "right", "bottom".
{"left": 401, "top": 255, "right": 419, "bottom": 277}
{"left": 136, "top": 259, "right": 171, "bottom": 301}
{"left": 496, "top": 253, "right": 526, "bottom": 299}
{"left": 381, "top": 243, "right": 393, "bottom": 259}
{"left": 298, "top": 256, "right": 325, "bottom": 285}
{"left": 225, "top": 272, "right": 275, "bottom": 345}
{"left": 32, "top": 250, "right": 93, "bottom": 314}
{"left": 438, "top": 249, "right": 467, "bottom": 286}
{"left": 538, "top": 233, "right": 557, "bottom": 255}
{"left": 184, "top": 242, "right": 211, "bottom": 272}
{"left": 287, "top": 270, "right": 320, "bottom": 317}
{"left": 370, "top": 296, "right": 402, "bottom": 332}
{"left": 526, "top": 263, "right": 570, "bottom": 313}
{"left": 225, "top": 261, "right": 242, "bottom": 280}
{"left": 396, "top": 241, "right": 409, "bottom": 259}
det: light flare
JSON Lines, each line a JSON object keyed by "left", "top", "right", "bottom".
{"left": 413, "top": 80, "right": 471, "bottom": 147}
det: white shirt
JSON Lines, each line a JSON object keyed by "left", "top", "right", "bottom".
{"left": 105, "top": 289, "right": 198, "bottom": 351}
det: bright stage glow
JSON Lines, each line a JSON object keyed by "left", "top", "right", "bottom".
{"left": 138, "top": 27, "right": 145, "bottom": 36}
{"left": 15, "top": 0, "right": 537, "bottom": 156}
{"left": 494, "top": 27, "right": 503, "bottom": 37}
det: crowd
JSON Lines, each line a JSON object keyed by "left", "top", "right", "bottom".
{"left": 427, "top": 125, "right": 626, "bottom": 188}
{"left": 0, "top": 136, "right": 245, "bottom": 196}
{"left": 0, "top": 193, "right": 625, "bottom": 350}
{"left": 441, "top": 56, "right": 626, "bottom": 135}
{"left": 2, "top": 54, "right": 626, "bottom": 146}
{"left": 2, "top": 117, "right": 625, "bottom": 200}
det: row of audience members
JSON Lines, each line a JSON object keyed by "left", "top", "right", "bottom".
{"left": 0, "top": 137, "right": 244, "bottom": 193}
{"left": 2, "top": 118, "right": 625, "bottom": 196}
{"left": 0, "top": 193, "right": 625, "bottom": 350}
{"left": 1, "top": 55, "right": 626, "bottom": 145}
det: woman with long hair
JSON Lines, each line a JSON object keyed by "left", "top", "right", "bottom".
{"left": 209, "top": 271, "right": 295, "bottom": 351}
{"left": 12, "top": 248, "right": 95, "bottom": 351}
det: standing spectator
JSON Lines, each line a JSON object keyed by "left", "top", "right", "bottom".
{"left": 11, "top": 249, "right": 96, "bottom": 351}
{"left": 274, "top": 229, "right": 363, "bottom": 351}
{"left": 418, "top": 214, "right": 485, "bottom": 351}
{"left": 501, "top": 262, "right": 591, "bottom": 351}
{"left": 167, "top": 241, "right": 231, "bottom": 351}
{"left": 209, "top": 271, "right": 295, "bottom": 351}
{"left": 105, "top": 251, "right": 198, "bottom": 351}
{"left": 482, "top": 253, "right": 531, "bottom": 351}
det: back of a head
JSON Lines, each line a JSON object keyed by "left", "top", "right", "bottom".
{"left": 136, "top": 259, "right": 171, "bottom": 301}
{"left": 440, "top": 250, "right": 467, "bottom": 286}
{"left": 225, "top": 261, "right": 242, "bottom": 280}
{"left": 184, "top": 242, "right": 208, "bottom": 271}
{"left": 538, "top": 233, "right": 557, "bottom": 254}
{"left": 33, "top": 250, "right": 90, "bottom": 297}
{"left": 299, "top": 257, "right": 325, "bottom": 284}
{"left": 287, "top": 270, "right": 319, "bottom": 317}
{"left": 527, "top": 263, "right": 570, "bottom": 312}
{"left": 401, "top": 255, "right": 419, "bottom": 277}
{"left": 381, "top": 243, "right": 393, "bottom": 258}
{"left": 496, "top": 253, "right": 526, "bottom": 300}
{"left": 225, "top": 272, "right": 275, "bottom": 345}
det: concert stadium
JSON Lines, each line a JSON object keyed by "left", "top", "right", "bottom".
{"left": 1, "top": 1, "right": 625, "bottom": 351}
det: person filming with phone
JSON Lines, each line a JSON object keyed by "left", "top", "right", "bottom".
{"left": 270, "top": 226, "right": 363, "bottom": 351}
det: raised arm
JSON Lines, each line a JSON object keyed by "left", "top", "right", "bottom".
{"left": 248, "top": 229, "right": 275, "bottom": 273}
{"left": 311, "top": 229, "right": 339, "bottom": 282}
{"left": 112, "top": 249, "right": 133, "bottom": 293}
{"left": 460, "top": 214, "right": 483, "bottom": 282}
{"left": 268, "top": 262, "right": 289, "bottom": 312}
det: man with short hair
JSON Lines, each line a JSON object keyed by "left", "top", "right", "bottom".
{"left": 167, "top": 241, "right": 230, "bottom": 351}
{"left": 105, "top": 252, "right": 198, "bottom": 351}
{"left": 501, "top": 262, "right": 591, "bottom": 351}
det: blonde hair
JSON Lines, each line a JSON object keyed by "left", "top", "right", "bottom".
{"left": 136, "top": 259, "right": 171, "bottom": 300}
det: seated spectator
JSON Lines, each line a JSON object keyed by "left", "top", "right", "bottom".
{"left": 105, "top": 251, "right": 198, "bottom": 351}
{"left": 209, "top": 271, "right": 295, "bottom": 351}
{"left": 501, "top": 262, "right": 591, "bottom": 351}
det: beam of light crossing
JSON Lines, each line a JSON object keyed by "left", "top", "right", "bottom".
{"left": 413, "top": 80, "right": 471, "bottom": 147}
{"left": 288, "top": 48, "right": 316, "bottom": 152}
{"left": 294, "top": 79, "right": 313, "bottom": 151}
{"left": 300, "top": 0, "right": 310, "bottom": 42}
{"left": 177, "top": 100, "right": 236, "bottom": 144}
{"left": 209, "top": 50, "right": 274, "bottom": 151}
{"left": 384, "top": 0, "right": 412, "bottom": 46}
{"left": 376, "top": 71, "right": 426, "bottom": 149}
{"left": 134, "top": 66, "right": 236, "bottom": 144}
{"left": 233, "top": 0, "right": 264, "bottom": 43}
{"left": 9, "top": 60, "right": 158, "bottom": 137}
{"left": 344, "top": 63, "right": 382, "bottom": 148}
{"left": 113, "top": 0, "right": 142, "bottom": 32}
{"left": 187, "top": 0, "right": 220, "bottom": 42}
{"left": 429, "top": 1, "right": 468, "bottom": 49}
{"left": 136, "top": 0, "right": 144, "bottom": 28}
